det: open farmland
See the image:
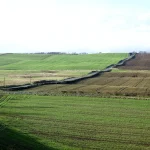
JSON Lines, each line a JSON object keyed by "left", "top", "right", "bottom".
{"left": 0, "top": 53, "right": 128, "bottom": 70}
{"left": 0, "top": 70, "right": 90, "bottom": 86}
{"left": 119, "top": 53, "right": 150, "bottom": 70}
{"left": 0, "top": 95, "right": 149, "bottom": 150}
{"left": 25, "top": 70, "right": 150, "bottom": 97}
{"left": 22, "top": 53, "right": 150, "bottom": 97}
{"left": 0, "top": 53, "right": 128, "bottom": 86}
{"left": 0, "top": 53, "right": 150, "bottom": 149}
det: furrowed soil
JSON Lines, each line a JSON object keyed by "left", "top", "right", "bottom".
{"left": 26, "top": 71, "right": 150, "bottom": 97}
{"left": 119, "top": 53, "right": 150, "bottom": 70}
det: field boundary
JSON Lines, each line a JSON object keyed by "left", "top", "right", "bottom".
{"left": 4, "top": 90, "right": 150, "bottom": 100}
{"left": 0, "top": 53, "right": 136, "bottom": 91}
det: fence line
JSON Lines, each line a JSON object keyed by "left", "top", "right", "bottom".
{"left": 0, "top": 53, "right": 136, "bottom": 91}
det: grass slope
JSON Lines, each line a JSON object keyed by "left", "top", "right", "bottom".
{"left": 0, "top": 124, "right": 54, "bottom": 150}
{"left": 0, "top": 95, "right": 149, "bottom": 150}
{"left": 0, "top": 53, "right": 128, "bottom": 70}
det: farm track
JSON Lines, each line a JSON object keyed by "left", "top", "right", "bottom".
{"left": 0, "top": 95, "right": 11, "bottom": 108}
{"left": 0, "top": 95, "right": 12, "bottom": 131}
{"left": 0, "top": 95, "right": 31, "bottom": 131}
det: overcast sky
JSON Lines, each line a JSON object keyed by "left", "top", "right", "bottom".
{"left": 0, "top": 0, "right": 150, "bottom": 53}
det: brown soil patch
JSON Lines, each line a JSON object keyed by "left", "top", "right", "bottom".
{"left": 27, "top": 71, "right": 150, "bottom": 97}
{"left": 118, "top": 53, "right": 150, "bottom": 70}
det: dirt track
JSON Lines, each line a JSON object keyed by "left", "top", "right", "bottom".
{"left": 118, "top": 53, "right": 150, "bottom": 70}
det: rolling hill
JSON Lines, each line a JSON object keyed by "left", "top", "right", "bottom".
{"left": 0, "top": 53, "right": 128, "bottom": 70}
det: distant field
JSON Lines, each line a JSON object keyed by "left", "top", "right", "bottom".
{"left": 0, "top": 95, "right": 149, "bottom": 150}
{"left": 26, "top": 70, "right": 150, "bottom": 97}
{"left": 119, "top": 53, "right": 150, "bottom": 70}
{"left": 0, "top": 53, "right": 128, "bottom": 70}
{"left": 0, "top": 53, "right": 128, "bottom": 86}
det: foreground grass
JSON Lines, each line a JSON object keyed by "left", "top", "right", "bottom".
{"left": 0, "top": 95, "right": 149, "bottom": 150}
{"left": 0, "top": 124, "right": 54, "bottom": 150}
{"left": 0, "top": 53, "right": 128, "bottom": 70}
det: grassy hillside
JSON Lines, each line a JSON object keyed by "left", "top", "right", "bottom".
{"left": 0, "top": 125, "right": 53, "bottom": 150}
{"left": 0, "top": 95, "right": 149, "bottom": 150}
{"left": 0, "top": 53, "right": 128, "bottom": 70}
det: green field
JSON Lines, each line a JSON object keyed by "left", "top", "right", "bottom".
{"left": 0, "top": 53, "right": 150, "bottom": 150}
{"left": 0, "top": 95, "right": 149, "bottom": 150}
{"left": 0, "top": 53, "right": 128, "bottom": 86}
{"left": 0, "top": 53, "right": 128, "bottom": 70}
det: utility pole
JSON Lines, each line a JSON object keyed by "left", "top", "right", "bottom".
{"left": 56, "top": 81, "right": 58, "bottom": 93}
{"left": 4, "top": 77, "right": 5, "bottom": 87}
{"left": 30, "top": 76, "right": 32, "bottom": 84}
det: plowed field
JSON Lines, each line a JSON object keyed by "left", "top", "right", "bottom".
{"left": 119, "top": 53, "right": 150, "bottom": 70}
{"left": 26, "top": 71, "right": 150, "bottom": 97}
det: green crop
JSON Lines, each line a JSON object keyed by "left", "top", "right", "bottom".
{"left": 0, "top": 95, "right": 149, "bottom": 150}
{"left": 0, "top": 53, "right": 128, "bottom": 70}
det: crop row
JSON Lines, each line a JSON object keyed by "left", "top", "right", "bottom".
{"left": 25, "top": 71, "right": 150, "bottom": 97}
{"left": 0, "top": 95, "right": 149, "bottom": 149}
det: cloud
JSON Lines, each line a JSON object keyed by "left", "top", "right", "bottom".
{"left": 0, "top": 0, "right": 150, "bottom": 53}
{"left": 138, "top": 12, "right": 150, "bottom": 21}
